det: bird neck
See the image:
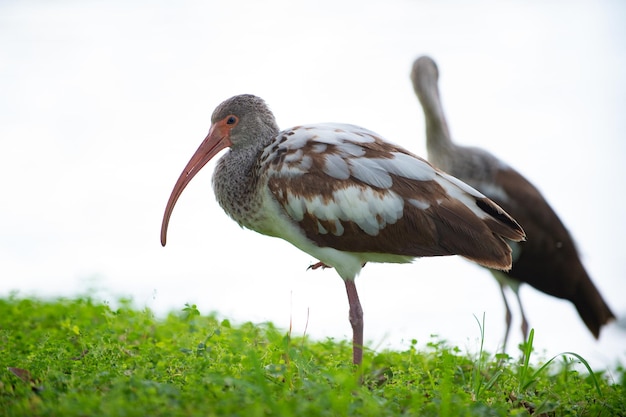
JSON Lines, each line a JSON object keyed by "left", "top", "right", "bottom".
{"left": 421, "top": 88, "right": 455, "bottom": 163}
{"left": 213, "top": 148, "right": 263, "bottom": 226}
{"left": 212, "top": 131, "right": 275, "bottom": 227}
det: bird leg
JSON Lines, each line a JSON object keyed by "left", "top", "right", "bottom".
{"left": 498, "top": 282, "right": 513, "bottom": 352}
{"left": 344, "top": 279, "right": 364, "bottom": 365}
{"left": 513, "top": 289, "right": 530, "bottom": 341}
{"left": 499, "top": 281, "right": 530, "bottom": 351}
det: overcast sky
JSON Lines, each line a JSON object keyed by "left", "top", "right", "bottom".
{"left": 1, "top": 0, "right": 625, "bottom": 370}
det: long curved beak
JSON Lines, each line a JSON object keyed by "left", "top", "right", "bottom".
{"left": 160, "top": 123, "right": 231, "bottom": 246}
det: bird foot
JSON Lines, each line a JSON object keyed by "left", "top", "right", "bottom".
{"left": 307, "top": 261, "right": 332, "bottom": 271}
{"left": 307, "top": 261, "right": 368, "bottom": 271}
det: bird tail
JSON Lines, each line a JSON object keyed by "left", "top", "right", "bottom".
{"left": 463, "top": 197, "right": 526, "bottom": 271}
{"left": 434, "top": 195, "right": 525, "bottom": 272}
{"left": 571, "top": 269, "right": 615, "bottom": 338}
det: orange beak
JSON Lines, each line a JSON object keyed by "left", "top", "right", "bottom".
{"left": 160, "top": 120, "right": 232, "bottom": 246}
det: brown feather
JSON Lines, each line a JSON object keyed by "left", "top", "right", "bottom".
{"left": 268, "top": 164, "right": 523, "bottom": 270}
{"left": 411, "top": 55, "right": 614, "bottom": 339}
{"left": 487, "top": 167, "right": 615, "bottom": 336}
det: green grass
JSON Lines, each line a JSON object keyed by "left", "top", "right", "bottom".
{"left": 0, "top": 295, "right": 624, "bottom": 416}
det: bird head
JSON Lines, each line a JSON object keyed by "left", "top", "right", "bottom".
{"left": 160, "top": 94, "right": 278, "bottom": 246}
{"left": 410, "top": 55, "right": 440, "bottom": 107}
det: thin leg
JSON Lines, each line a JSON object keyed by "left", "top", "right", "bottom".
{"left": 498, "top": 282, "right": 513, "bottom": 352}
{"left": 513, "top": 288, "right": 529, "bottom": 340}
{"left": 344, "top": 279, "right": 364, "bottom": 365}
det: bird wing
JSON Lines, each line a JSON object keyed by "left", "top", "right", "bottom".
{"left": 447, "top": 146, "right": 614, "bottom": 334}
{"left": 476, "top": 164, "right": 585, "bottom": 283}
{"left": 261, "top": 123, "right": 524, "bottom": 268}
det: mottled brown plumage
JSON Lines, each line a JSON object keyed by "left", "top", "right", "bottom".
{"left": 161, "top": 94, "right": 526, "bottom": 364}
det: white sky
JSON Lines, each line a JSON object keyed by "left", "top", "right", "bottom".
{"left": 1, "top": 0, "right": 625, "bottom": 370}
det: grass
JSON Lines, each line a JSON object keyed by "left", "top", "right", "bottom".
{"left": 0, "top": 295, "right": 624, "bottom": 416}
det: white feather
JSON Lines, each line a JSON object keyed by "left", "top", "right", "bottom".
{"left": 279, "top": 185, "right": 404, "bottom": 237}
{"left": 283, "top": 148, "right": 303, "bottom": 163}
{"left": 312, "top": 143, "right": 327, "bottom": 153}
{"left": 380, "top": 152, "right": 436, "bottom": 181}
{"left": 348, "top": 157, "right": 393, "bottom": 188}
{"left": 433, "top": 172, "right": 491, "bottom": 219}
{"left": 323, "top": 153, "right": 350, "bottom": 180}
{"left": 409, "top": 198, "right": 431, "bottom": 210}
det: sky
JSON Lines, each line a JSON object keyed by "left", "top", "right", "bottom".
{"left": 1, "top": 0, "right": 625, "bottom": 371}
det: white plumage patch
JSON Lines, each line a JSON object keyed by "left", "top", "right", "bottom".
{"left": 298, "top": 123, "right": 377, "bottom": 144}
{"left": 311, "top": 143, "right": 327, "bottom": 153}
{"left": 336, "top": 141, "right": 366, "bottom": 157}
{"left": 282, "top": 186, "right": 404, "bottom": 236}
{"left": 433, "top": 172, "right": 490, "bottom": 218}
{"left": 265, "top": 123, "right": 439, "bottom": 187}
{"left": 346, "top": 154, "right": 437, "bottom": 189}
{"left": 283, "top": 148, "right": 303, "bottom": 163}
{"left": 323, "top": 153, "right": 350, "bottom": 179}
{"left": 380, "top": 152, "right": 436, "bottom": 181}
{"left": 438, "top": 171, "right": 485, "bottom": 198}
{"left": 276, "top": 160, "right": 311, "bottom": 176}
{"left": 409, "top": 198, "right": 431, "bottom": 210}
{"left": 348, "top": 157, "right": 394, "bottom": 188}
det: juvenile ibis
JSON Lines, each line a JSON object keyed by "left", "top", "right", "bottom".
{"left": 410, "top": 56, "right": 615, "bottom": 349}
{"left": 160, "top": 94, "right": 525, "bottom": 364}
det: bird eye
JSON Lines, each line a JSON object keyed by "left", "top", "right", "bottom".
{"left": 226, "top": 116, "right": 237, "bottom": 125}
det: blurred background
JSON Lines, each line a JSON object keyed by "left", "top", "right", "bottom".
{"left": 1, "top": 0, "right": 624, "bottom": 370}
